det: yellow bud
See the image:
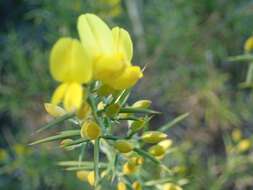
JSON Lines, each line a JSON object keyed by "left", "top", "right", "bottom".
{"left": 76, "top": 170, "right": 88, "bottom": 181}
{"left": 237, "top": 139, "right": 251, "bottom": 152}
{"left": 77, "top": 102, "right": 91, "bottom": 119}
{"left": 0, "top": 149, "right": 8, "bottom": 161}
{"left": 106, "top": 103, "right": 121, "bottom": 117}
{"left": 132, "top": 181, "right": 142, "bottom": 190}
{"left": 117, "top": 181, "right": 127, "bottom": 190}
{"left": 80, "top": 121, "right": 101, "bottom": 140}
{"left": 141, "top": 131, "right": 167, "bottom": 144}
{"left": 158, "top": 139, "right": 173, "bottom": 150}
{"left": 60, "top": 139, "right": 73, "bottom": 147}
{"left": 172, "top": 166, "right": 187, "bottom": 175}
{"left": 231, "top": 129, "right": 242, "bottom": 142}
{"left": 114, "top": 140, "right": 133, "bottom": 153}
{"left": 130, "top": 156, "right": 144, "bottom": 165}
{"left": 148, "top": 145, "right": 166, "bottom": 157}
{"left": 97, "top": 101, "right": 106, "bottom": 111}
{"left": 244, "top": 36, "right": 253, "bottom": 53}
{"left": 87, "top": 171, "right": 95, "bottom": 186}
{"left": 132, "top": 100, "right": 152, "bottom": 109}
{"left": 130, "top": 119, "right": 145, "bottom": 132}
{"left": 123, "top": 162, "right": 137, "bottom": 175}
{"left": 163, "top": 183, "right": 183, "bottom": 190}
{"left": 44, "top": 103, "right": 66, "bottom": 117}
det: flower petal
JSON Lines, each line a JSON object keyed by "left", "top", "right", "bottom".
{"left": 50, "top": 38, "right": 92, "bottom": 83}
{"left": 51, "top": 83, "right": 68, "bottom": 105}
{"left": 112, "top": 27, "right": 133, "bottom": 61}
{"left": 107, "top": 66, "right": 143, "bottom": 90}
{"left": 63, "top": 83, "right": 84, "bottom": 112}
{"left": 77, "top": 13, "right": 113, "bottom": 57}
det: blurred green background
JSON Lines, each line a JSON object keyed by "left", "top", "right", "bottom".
{"left": 1, "top": 0, "right": 253, "bottom": 189}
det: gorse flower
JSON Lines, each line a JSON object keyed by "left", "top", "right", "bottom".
{"left": 77, "top": 13, "right": 143, "bottom": 90}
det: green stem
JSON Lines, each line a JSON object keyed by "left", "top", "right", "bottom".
{"left": 94, "top": 138, "right": 100, "bottom": 189}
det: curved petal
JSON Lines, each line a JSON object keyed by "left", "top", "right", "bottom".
{"left": 51, "top": 83, "right": 68, "bottom": 105}
{"left": 112, "top": 27, "right": 133, "bottom": 61}
{"left": 77, "top": 13, "right": 113, "bottom": 57}
{"left": 50, "top": 38, "right": 92, "bottom": 83}
{"left": 107, "top": 66, "right": 143, "bottom": 90}
{"left": 63, "top": 83, "right": 83, "bottom": 112}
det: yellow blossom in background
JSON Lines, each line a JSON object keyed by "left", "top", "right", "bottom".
{"left": 80, "top": 121, "right": 101, "bottom": 140}
{"left": 132, "top": 181, "right": 142, "bottom": 190}
{"left": 50, "top": 38, "right": 92, "bottom": 112}
{"left": 244, "top": 36, "right": 253, "bottom": 53}
{"left": 237, "top": 139, "right": 251, "bottom": 153}
{"left": 231, "top": 129, "right": 242, "bottom": 142}
{"left": 141, "top": 131, "right": 167, "bottom": 143}
{"left": 76, "top": 170, "right": 95, "bottom": 186}
{"left": 163, "top": 183, "right": 183, "bottom": 190}
{"left": 117, "top": 181, "right": 127, "bottom": 190}
{"left": 123, "top": 161, "right": 137, "bottom": 175}
{"left": 77, "top": 13, "right": 143, "bottom": 90}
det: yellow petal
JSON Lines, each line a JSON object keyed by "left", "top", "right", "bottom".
{"left": 44, "top": 103, "right": 66, "bottom": 117}
{"left": 78, "top": 13, "right": 113, "bottom": 57}
{"left": 63, "top": 83, "right": 83, "bottom": 112}
{"left": 117, "top": 182, "right": 127, "bottom": 190}
{"left": 112, "top": 27, "right": 133, "bottom": 61}
{"left": 51, "top": 83, "right": 68, "bottom": 105}
{"left": 108, "top": 66, "right": 143, "bottom": 90}
{"left": 50, "top": 38, "right": 92, "bottom": 83}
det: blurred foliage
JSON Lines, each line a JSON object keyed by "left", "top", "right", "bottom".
{"left": 1, "top": 0, "right": 253, "bottom": 189}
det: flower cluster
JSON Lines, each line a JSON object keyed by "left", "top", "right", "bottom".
{"left": 31, "top": 13, "right": 185, "bottom": 190}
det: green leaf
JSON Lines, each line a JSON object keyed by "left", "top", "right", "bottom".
{"left": 119, "top": 107, "right": 161, "bottom": 115}
{"left": 61, "top": 138, "right": 89, "bottom": 147}
{"left": 227, "top": 54, "right": 253, "bottom": 62}
{"left": 159, "top": 112, "right": 189, "bottom": 132}
{"left": 114, "top": 88, "right": 131, "bottom": 106}
{"left": 29, "top": 131, "right": 80, "bottom": 145}
{"left": 36, "top": 112, "right": 75, "bottom": 133}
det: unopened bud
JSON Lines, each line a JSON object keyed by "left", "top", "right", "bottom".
{"left": 123, "top": 162, "right": 137, "bottom": 175}
{"left": 163, "top": 183, "right": 183, "bottom": 190}
{"left": 80, "top": 121, "right": 101, "bottom": 140}
{"left": 158, "top": 139, "right": 173, "bottom": 150}
{"left": 141, "top": 131, "right": 167, "bottom": 143}
{"left": 237, "top": 139, "right": 251, "bottom": 153}
{"left": 130, "top": 119, "right": 145, "bottom": 132}
{"left": 114, "top": 140, "right": 133, "bottom": 153}
{"left": 132, "top": 181, "right": 142, "bottom": 190}
{"left": 132, "top": 100, "right": 152, "bottom": 109}
{"left": 148, "top": 145, "right": 166, "bottom": 157}
{"left": 244, "top": 36, "right": 253, "bottom": 53}
{"left": 117, "top": 181, "right": 127, "bottom": 190}
{"left": 231, "top": 129, "right": 242, "bottom": 142}
{"left": 130, "top": 156, "right": 144, "bottom": 165}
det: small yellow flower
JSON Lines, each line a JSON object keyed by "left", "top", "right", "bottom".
{"left": 80, "top": 121, "right": 101, "bottom": 140}
{"left": 44, "top": 103, "right": 66, "bottom": 117}
{"left": 141, "top": 131, "right": 167, "bottom": 143}
{"left": 117, "top": 181, "right": 127, "bottom": 190}
{"left": 148, "top": 145, "right": 166, "bottom": 157}
{"left": 77, "top": 14, "right": 143, "bottom": 90}
{"left": 244, "top": 36, "right": 253, "bottom": 53}
{"left": 132, "top": 100, "right": 152, "bottom": 109}
{"left": 50, "top": 38, "right": 92, "bottom": 112}
{"left": 76, "top": 170, "right": 95, "bottom": 186}
{"left": 123, "top": 162, "right": 137, "bottom": 175}
{"left": 231, "top": 129, "right": 242, "bottom": 142}
{"left": 114, "top": 140, "right": 133, "bottom": 153}
{"left": 163, "top": 183, "right": 183, "bottom": 190}
{"left": 132, "top": 181, "right": 142, "bottom": 190}
{"left": 237, "top": 139, "right": 251, "bottom": 152}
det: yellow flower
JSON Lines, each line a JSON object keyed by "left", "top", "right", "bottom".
{"left": 163, "top": 183, "right": 183, "bottom": 190}
{"left": 132, "top": 181, "right": 142, "bottom": 190}
{"left": 244, "top": 36, "right": 253, "bottom": 53}
{"left": 123, "top": 162, "right": 137, "bottom": 175}
{"left": 141, "top": 131, "right": 167, "bottom": 143}
{"left": 237, "top": 139, "right": 251, "bottom": 153}
{"left": 77, "top": 13, "right": 143, "bottom": 90}
{"left": 117, "top": 181, "right": 127, "bottom": 190}
{"left": 76, "top": 170, "right": 95, "bottom": 186}
{"left": 80, "top": 121, "right": 101, "bottom": 140}
{"left": 44, "top": 103, "right": 66, "bottom": 117}
{"left": 114, "top": 140, "right": 133, "bottom": 153}
{"left": 50, "top": 38, "right": 92, "bottom": 112}
{"left": 231, "top": 129, "right": 242, "bottom": 142}
{"left": 148, "top": 145, "right": 166, "bottom": 157}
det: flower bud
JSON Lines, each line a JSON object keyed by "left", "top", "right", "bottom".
{"left": 237, "top": 139, "right": 251, "bottom": 152}
{"left": 80, "top": 121, "right": 101, "bottom": 140}
{"left": 148, "top": 145, "right": 166, "bottom": 157}
{"left": 44, "top": 103, "right": 66, "bottom": 117}
{"left": 114, "top": 140, "right": 133, "bottom": 153}
{"left": 132, "top": 181, "right": 142, "bottom": 190}
{"left": 130, "top": 156, "right": 144, "bottom": 165}
{"left": 132, "top": 100, "right": 152, "bottom": 109}
{"left": 141, "top": 131, "right": 167, "bottom": 143}
{"left": 123, "top": 162, "right": 137, "bottom": 175}
{"left": 130, "top": 119, "right": 145, "bottom": 132}
{"left": 76, "top": 170, "right": 95, "bottom": 186}
{"left": 60, "top": 139, "right": 73, "bottom": 147}
{"left": 231, "top": 129, "right": 242, "bottom": 142}
{"left": 106, "top": 103, "right": 121, "bottom": 117}
{"left": 117, "top": 181, "right": 127, "bottom": 190}
{"left": 163, "top": 183, "right": 182, "bottom": 190}
{"left": 244, "top": 36, "right": 253, "bottom": 53}
{"left": 77, "top": 102, "right": 91, "bottom": 119}
{"left": 87, "top": 171, "right": 95, "bottom": 186}
{"left": 158, "top": 139, "right": 173, "bottom": 150}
